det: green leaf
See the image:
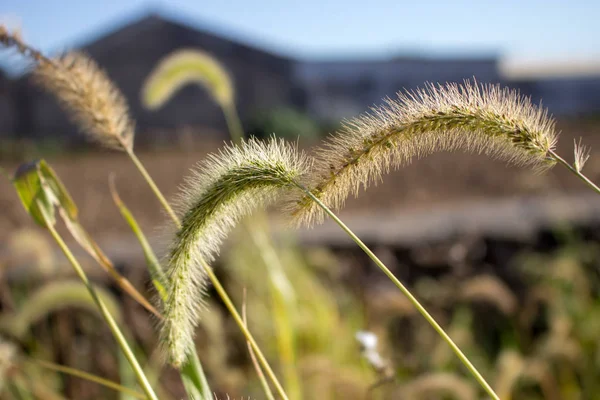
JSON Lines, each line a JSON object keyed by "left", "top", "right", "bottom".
{"left": 37, "top": 160, "right": 77, "bottom": 219}
{"left": 109, "top": 176, "right": 168, "bottom": 300}
{"left": 13, "top": 160, "right": 57, "bottom": 227}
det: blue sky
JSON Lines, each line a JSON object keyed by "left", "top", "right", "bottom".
{"left": 0, "top": 0, "right": 598, "bottom": 65}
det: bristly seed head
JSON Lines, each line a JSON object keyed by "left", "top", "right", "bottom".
{"left": 161, "top": 137, "right": 308, "bottom": 366}
{"left": 292, "top": 80, "right": 558, "bottom": 226}
{"left": 33, "top": 52, "right": 135, "bottom": 152}
{"left": 141, "top": 48, "right": 234, "bottom": 110}
{"left": 574, "top": 138, "right": 590, "bottom": 173}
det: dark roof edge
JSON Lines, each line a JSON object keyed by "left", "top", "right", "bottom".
{"left": 66, "top": 10, "right": 299, "bottom": 63}
{"left": 62, "top": 9, "right": 501, "bottom": 65}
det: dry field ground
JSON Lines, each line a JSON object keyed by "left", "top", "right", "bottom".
{"left": 1, "top": 120, "right": 600, "bottom": 244}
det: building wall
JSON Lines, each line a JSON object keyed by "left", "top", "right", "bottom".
{"left": 512, "top": 77, "right": 600, "bottom": 116}
{"left": 295, "top": 57, "right": 502, "bottom": 122}
{"left": 0, "top": 71, "right": 14, "bottom": 137}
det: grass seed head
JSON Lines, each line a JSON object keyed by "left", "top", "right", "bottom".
{"left": 161, "top": 137, "right": 308, "bottom": 366}
{"left": 34, "top": 52, "right": 135, "bottom": 152}
{"left": 292, "top": 80, "right": 557, "bottom": 226}
{"left": 141, "top": 48, "right": 234, "bottom": 110}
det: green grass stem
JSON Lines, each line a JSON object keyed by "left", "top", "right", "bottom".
{"left": 38, "top": 203, "right": 158, "bottom": 400}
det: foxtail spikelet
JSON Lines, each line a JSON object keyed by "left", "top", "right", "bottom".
{"left": 34, "top": 52, "right": 135, "bottom": 151}
{"left": 162, "top": 137, "right": 307, "bottom": 366}
{"left": 141, "top": 49, "right": 234, "bottom": 110}
{"left": 574, "top": 138, "right": 590, "bottom": 173}
{"left": 293, "top": 80, "right": 557, "bottom": 225}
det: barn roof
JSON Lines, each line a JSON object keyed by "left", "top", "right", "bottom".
{"left": 77, "top": 13, "right": 295, "bottom": 64}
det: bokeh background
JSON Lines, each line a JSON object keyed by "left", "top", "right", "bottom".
{"left": 1, "top": 1, "right": 600, "bottom": 399}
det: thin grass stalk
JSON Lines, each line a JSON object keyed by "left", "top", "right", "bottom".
{"left": 223, "top": 104, "right": 245, "bottom": 144}
{"left": 298, "top": 188, "right": 500, "bottom": 400}
{"left": 249, "top": 223, "right": 302, "bottom": 400}
{"left": 37, "top": 203, "right": 158, "bottom": 400}
{"left": 202, "top": 262, "right": 290, "bottom": 400}
{"left": 548, "top": 150, "right": 600, "bottom": 195}
{"left": 243, "top": 289, "right": 276, "bottom": 400}
{"left": 11, "top": 373, "right": 67, "bottom": 400}
{"left": 7, "top": 373, "right": 36, "bottom": 400}
{"left": 180, "top": 351, "right": 211, "bottom": 400}
{"left": 109, "top": 176, "right": 168, "bottom": 299}
{"left": 125, "top": 149, "right": 180, "bottom": 226}
{"left": 28, "top": 359, "right": 146, "bottom": 400}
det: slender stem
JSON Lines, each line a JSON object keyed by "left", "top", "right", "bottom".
{"left": 40, "top": 206, "right": 158, "bottom": 400}
{"left": 223, "top": 104, "right": 245, "bottom": 144}
{"left": 202, "top": 263, "right": 289, "bottom": 400}
{"left": 243, "top": 288, "right": 276, "bottom": 400}
{"left": 251, "top": 225, "right": 301, "bottom": 400}
{"left": 299, "top": 188, "right": 500, "bottom": 400}
{"left": 126, "top": 149, "right": 180, "bottom": 227}
{"left": 180, "top": 351, "right": 211, "bottom": 400}
{"left": 29, "top": 358, "right": 146, "bottom": 399}
{"left": 549, "top": 149, "right": 600, "bottom": 195}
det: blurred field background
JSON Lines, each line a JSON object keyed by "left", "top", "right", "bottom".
{"left": 2, "top": 1, "right": 600, "bottom": 399}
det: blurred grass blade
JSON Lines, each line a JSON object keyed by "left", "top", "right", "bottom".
{"left": 11, "top": 159, "right": 161, "bottom": 318}
{"left": 61, "top": 214, "right": 161, "bottom": 318}
{"left": 141, "top": 49, "right": 233, "bottom": 110}
{"left": 109, "top": 176, "right": 167, "bottom": 300}
{"left": 118, "top": 351, "right": 138, "bottom": 400}
{"left": 0, "top": 280, "right": 121, "bottom": 340}
{"left": 250, "top": 217, "right": 301, "bottom": 400}
{"left": 29, "top": 359, "right": 146, "bottom": 400}
{"left": 7, "top": 374, "right": 36, "bottom": 400}
{"left": 180, "top": 351, "right": 211, "bottom": 400}
{"left": 243, "top": 289, "right": 276, "bottom": 400}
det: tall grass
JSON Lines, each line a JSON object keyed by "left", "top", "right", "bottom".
{"left": 2, "top": 24, "right": 600, "bottom": 400}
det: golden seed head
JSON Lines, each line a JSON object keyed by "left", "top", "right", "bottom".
{"left": 34, "top": 52, "right": 135, "bottom": 152}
